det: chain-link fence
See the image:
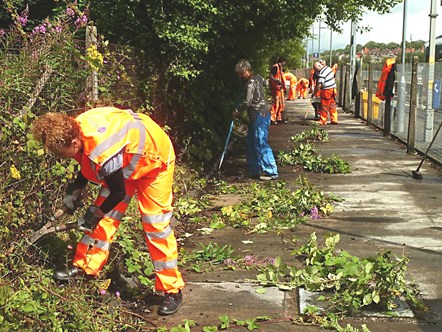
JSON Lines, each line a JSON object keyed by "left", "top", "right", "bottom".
{"left": 339, "top": 61, "right": 442, "bottom": 165}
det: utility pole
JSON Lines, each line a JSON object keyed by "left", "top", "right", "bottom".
{"left": 311, "top": 26, "right": 315, "bottom": 64}
{"left": 318, "top": 20, "right": 321, "bottom": 57}
{"left": 349, "top": 20, "right": 357, "bottom": 111}
{"left": 396, "top": 0, "right": 408, "bottom": 134}
{"left": 424, "top": 0, "right": 438, "bottom": 142}
{"left": 329, "top": 30, "right": 333, "bottom": 66}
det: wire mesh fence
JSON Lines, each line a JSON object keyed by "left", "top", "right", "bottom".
{"left": 341, "top": 61, "right": 442, "bottom": 165}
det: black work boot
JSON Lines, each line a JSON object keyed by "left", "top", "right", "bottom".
{"left": 54, "top": 267, "right": 84, "bottom": 281}
{"left": 158, "top": 290, "right": 183, "bottom": 315}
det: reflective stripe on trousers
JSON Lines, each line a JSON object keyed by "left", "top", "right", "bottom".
{"left": 73, "top": 161, "right": 184, "bottom": 293}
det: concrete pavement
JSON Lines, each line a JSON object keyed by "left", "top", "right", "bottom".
{"left": 148, "top": 98, "right": 442, "bottom": 331}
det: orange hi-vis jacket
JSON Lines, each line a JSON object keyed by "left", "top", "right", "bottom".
{"left": 283, "top": 72, "right": 297, "bottom": 100}
{"left": 75, "top": 107, "right": 174, "bottom": 183}
{"left": 270, "top": 63, "right": 285, "bottom": 92}
{"left": 376, "top": 58, "right": 396, "bottom": 101}
{"left": 73, "top": 107, "right": 184, "bottom": 294}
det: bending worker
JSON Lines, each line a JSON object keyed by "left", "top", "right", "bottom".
{"left": 234, "top": 59, "right": 278, "bottom": 181}
{"left": 296, "top": 77, "right": 309, "bottom": 99}
{"left": 31, "top": 107, "right": 185, "bottom": 316}
{"left": 283, "top": 71, "right": 297, "bottom": 101}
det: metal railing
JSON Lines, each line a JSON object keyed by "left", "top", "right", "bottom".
{"left": 338, "top": 60, "right": 442, "bottom": 165}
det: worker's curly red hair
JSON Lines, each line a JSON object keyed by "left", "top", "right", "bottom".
{"left": 31, "top": 112, "right": 80, "bottom": 155}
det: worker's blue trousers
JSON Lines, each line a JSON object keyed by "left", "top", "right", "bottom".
{"left": 246, "top": 112, "right": 278, "bottom": 177}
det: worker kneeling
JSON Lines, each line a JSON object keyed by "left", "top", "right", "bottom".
{"left": 31, "top": 107, "right": 185, "bottom": 316}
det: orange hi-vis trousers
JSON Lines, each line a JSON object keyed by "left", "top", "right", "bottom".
{"left": 319, "top": 88, "right": 338, "bottom": 125}
{"left": 270, "top": 89, "right": 285, "bottom": 122}
{"left": 73, "top": 161, "right": 185, "bottom": 294}
{"left": 287, "top": 84, "right": 297, "bottom": 100}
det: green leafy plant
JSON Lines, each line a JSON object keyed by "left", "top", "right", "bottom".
{"left": 218, "top": 177, "right": 340, "bottom": 232}
{"left": 278, "top": 142, "right": 351, "bottom": 174}
{"left": 180, "top": 242, "right": 236, "bottom": 272}
{"left": 291, "top": 128, "right": 329, "bottom": 143}
{"left": 255, "top": 232, "right": 424, "bottom": 314}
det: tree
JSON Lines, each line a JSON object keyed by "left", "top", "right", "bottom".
{"left": 4, "top": 0, "right": 403, "bottom": 167}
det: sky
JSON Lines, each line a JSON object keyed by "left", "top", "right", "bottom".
{"left": 313, "top": 0, "right": 442, "bottom": 52}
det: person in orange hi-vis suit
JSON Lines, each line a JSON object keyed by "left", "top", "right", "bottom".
{"left": 269, "top": 57, "right": 286, "bottom": 124}
{"left": 313, "top": 61, "right": 338, "bottom": 125}
{"left": 31, "top": 107, "right": 185, "bottom": 316}
{"left": 296, "top": 77, "right": 309, "bottom": 99}
{"left": 331, "top": 63, "right": 338, "bottom": 76}
{"left": 283, "top": 71, "right": 297, "bottom": 101}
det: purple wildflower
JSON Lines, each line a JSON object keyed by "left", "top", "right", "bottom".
{"left": 115, "top": 291, "right": 121, "bottom": 298}
{"left": 100, "top": 289, "right": 107, "bottom": 295}
{"left": 0, "top": 29, "right": 5, "bottom": 37}
{"left": 310, "top": 206, "right": 319, "bottom": 220}
{"left": 66, "top": 7, "right": 75, "bottom": 17}
{"left": 55, "top": 26, "right": 62, "bottom": 33}
{"left": 74, "top": 14, "right": 88, "bottom": 27}
{"left": 17, "top": 15, "right": 28, "bottom": 27}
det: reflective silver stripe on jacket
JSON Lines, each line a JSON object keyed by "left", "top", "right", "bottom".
{"left": 141, "top": 211, "right": 173, "bottom": 225}
{"left": 89, "top": 120, "right": 146, "bottom": 165}
{"left": 80, "top": 235, "right": 111, "bottom": 251}
{"left": 154, "top": 258, "right": 178, "bottom": 271}
{"left": 144, "top": 225, "right": 173, "bottom": 240}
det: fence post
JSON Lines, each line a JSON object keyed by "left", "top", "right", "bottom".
{"left": 345, "top": 64, "right": 351, "bottom": 111}
{"left": 342, "top": 65, "right": 348, "bottom": 109}
{"left": 367, "top": 62, "right": 373, "bottom": 126}
{"left": 355, "top": 91, "right": 361, "bottom": 118}
{"left": 407, "top": 56, "right": 419, "bottom": 154}
{"left": 339, "top": 65, "right": 345, "bottom": 106}
{"left": 383, "top": 68, "right": 392, "bottom": 137}
{"left": 86, "top": 25, "right": 99, "bottom": 102}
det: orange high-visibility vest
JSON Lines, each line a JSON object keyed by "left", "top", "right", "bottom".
{"left": 376, "top": 58, "right": 396, "bottom": 101}
{"left": 270, "top": 63, "right": 285, "bottom": 91}
{"left": 75, "top": 107, "right": 174, "bottom": 183}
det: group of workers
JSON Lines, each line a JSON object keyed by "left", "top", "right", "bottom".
{"left": 269, "top": 57, "right": 338, "bottom": 126}
{"left": 29, "top": 54, "right": 339, "bottom": 318}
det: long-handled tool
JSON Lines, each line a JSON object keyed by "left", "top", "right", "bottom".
{"left": 218, "top": 119, "right": 234, "bottom": 171}
{"left": 29, "top": 207, "right": 78, "bottom": 243}
{"left": 412, "top": 120, "right": 442, "bottom": 180}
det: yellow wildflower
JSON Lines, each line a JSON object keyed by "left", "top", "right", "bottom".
{"left": 86, "top": 45, "right": 104, "bottom": 71}
{"left": 10, "top": 165, "right": 21, "bottom": 180}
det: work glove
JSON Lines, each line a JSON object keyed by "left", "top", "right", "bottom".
{"left": 62, "top": 184, "right": 83, "bottom": 215}
{"left": 77, "top": 205, "right": 104, "bottom": 232}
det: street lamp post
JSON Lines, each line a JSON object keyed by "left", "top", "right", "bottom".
{"left": 329, "top": 30, "right": 333, "bottom": 66}
{"left": 396, "top": 0, "right": 408, "bottom": 133}
{"left": 349, "top": 20, "right": 357, "bottom": 111}
{"left": 424, "top": 0, "right": 438, "bottom": 142}
{"left": 318, "top": 20, "right": 321, "bottom": 56}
